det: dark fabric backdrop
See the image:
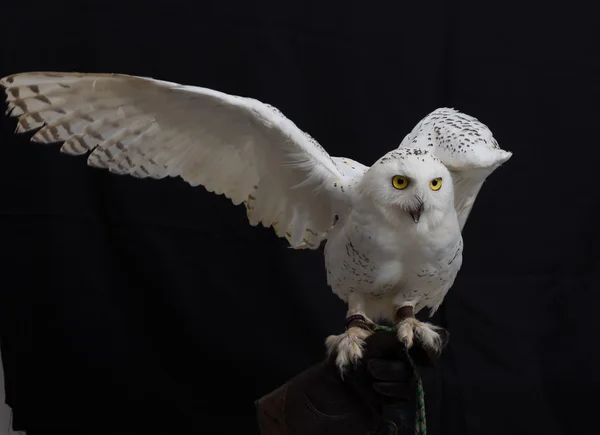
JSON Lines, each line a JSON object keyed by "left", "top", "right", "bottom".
{"left": 1, "top": 1, "right": 598, "bottom": 434}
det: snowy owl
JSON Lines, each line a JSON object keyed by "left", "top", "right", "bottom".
{"left": 0, "top": 72, "right": 512, "bottom": 372}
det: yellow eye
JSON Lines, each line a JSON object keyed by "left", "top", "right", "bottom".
{"left": 392, "top": 175, "right": 409, "bottom": 190}
{"left": 430, "top": 178, "right": 442, "bottom": 191}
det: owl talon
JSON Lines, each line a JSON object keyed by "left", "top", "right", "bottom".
{"left": 396, "top": 317, "right": 444, "bottom": 357}
{"left": 326, "top": 326, "right": 373, "bottom": 374}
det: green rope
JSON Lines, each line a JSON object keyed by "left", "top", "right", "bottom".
{"left": 372, "top": 324, "right": 426, "bottom": 435}
{"left": 406, "top": 350, "right": 427, "bottom": 435}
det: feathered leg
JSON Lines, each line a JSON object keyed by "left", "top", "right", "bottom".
{"left": 394, "top": 304, "right": 445, "bottom": 359}
{"left": 325, "top": 293, "right": 374, "bottom": 375}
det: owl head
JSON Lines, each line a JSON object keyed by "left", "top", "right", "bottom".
{"left": 357, "top": 148, "right": 455, "bottom": 229}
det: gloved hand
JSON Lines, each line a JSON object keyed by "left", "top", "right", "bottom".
{"left": 255, "top": 329, "right": 434, "bottom": 435}
{"left": 342, "top": 330, "right": 433, "bottom": 435}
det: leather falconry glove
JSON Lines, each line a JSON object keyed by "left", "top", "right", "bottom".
{"left": 255, "top": 329, "right": 434, "bottom": 435}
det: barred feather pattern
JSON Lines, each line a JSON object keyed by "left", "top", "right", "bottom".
{"left": 1, "top": 72, "right": 360, "bottom": 248}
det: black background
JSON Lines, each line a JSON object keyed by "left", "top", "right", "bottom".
{"left": 1, "top": 1, "right": 599, "bottom": 434}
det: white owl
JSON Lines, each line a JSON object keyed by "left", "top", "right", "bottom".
{"left": 0, "top": 72, "right": 512, "bottom": 372}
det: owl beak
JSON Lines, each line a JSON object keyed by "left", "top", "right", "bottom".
{"left": 408, "top": 196, "right": 424, "bottom": 223}
{"left": 409, "top": 208, "right": 422, "bottom": 223}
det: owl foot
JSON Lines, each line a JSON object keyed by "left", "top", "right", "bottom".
{"left": 326, "top": 326, "right": 373, "bottom": 376}
{"left": 396, "top": 317, "right": 444, "bottom": 358}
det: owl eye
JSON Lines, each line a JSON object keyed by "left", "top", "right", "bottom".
{"left": 430, "top": 177, "right": 442, "bottom": 191}
{"left": 392, "top": 175, "right": 409, "bottom": 190}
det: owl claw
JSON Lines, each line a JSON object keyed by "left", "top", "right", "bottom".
{"left": 396, "top": 317, "right": 444, "bottom": 357}
{"left": 401, "top": 336, "right": 412, "bottom": 349}
{"left": 326, "top": 326, "right": 373, "bottom": 374}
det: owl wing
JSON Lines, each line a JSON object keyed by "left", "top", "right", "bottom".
{"left": 1, "top": 71, "right": 363, "bottom": 249}
{"left": 398, "top": 107, "right": 512, "bottom": 231}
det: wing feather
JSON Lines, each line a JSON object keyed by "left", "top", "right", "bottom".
{"left": 1, "top": 71, "right": 362, "bottom": 248}
{"left": 398, "top": 107, "right": 512, "bottom": 230}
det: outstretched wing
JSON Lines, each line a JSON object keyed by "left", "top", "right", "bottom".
{"left": 398, "top": 107, "right": 512, "bottom": 230}
{"left": 1, "top": 71, "right": 361, "bottom": 249}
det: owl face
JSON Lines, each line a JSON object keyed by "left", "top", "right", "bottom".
{"left": 359, "top": 148, "right": 455, "bottom": 227}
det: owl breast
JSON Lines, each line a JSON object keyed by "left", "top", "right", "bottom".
{"left": 324, "top": 211, "right": 463, "bottom": 317}
{"left": 324, "top": 215, "right": 405, "bottom": 301}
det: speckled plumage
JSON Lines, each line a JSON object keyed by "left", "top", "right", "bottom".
{"left": 323, "top": 148, "right": 465, "bottom": 370}
{"left": 0, "top": 72, "right": 512, "bottom": 372}
{"left": 398, "top": 107, "right": 509, "bottom": 231}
